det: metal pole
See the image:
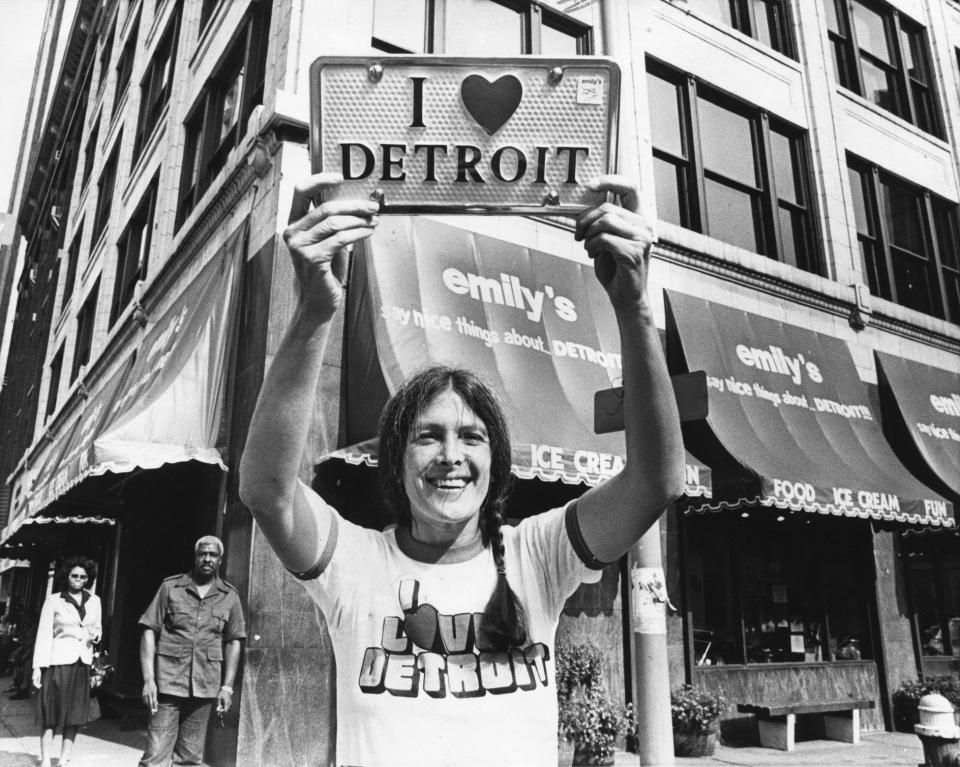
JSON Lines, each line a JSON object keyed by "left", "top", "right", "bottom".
{"left": 598, "top": 1, "right": 675, "bottom": 764}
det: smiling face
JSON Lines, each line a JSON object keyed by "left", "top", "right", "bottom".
{"left": 402, "top": 388, "right": 492, "bottom": 545}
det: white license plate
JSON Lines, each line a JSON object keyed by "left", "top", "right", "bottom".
{"left": 309, "top": 56, "right": 620, "bottom": 215}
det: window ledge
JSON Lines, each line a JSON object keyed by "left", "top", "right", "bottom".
{"left": 657, "top": 221, "right": 849, "bottom": 302}
{"left": 655, "top": 221, "right": 960, "bottom": 354}
{"left": 868, "top": 295, "right": 960, "bottom": 345}
{"left": 837, "top": 87, "right": 949, "bottom": 151}
{"left": 124, "top": 110, "right": 168, "bottom": 203}
{"left": 656, "top": 0, "right": 800, "bottom": 71}
{"left": 695, "top": 660, "right": 876, "bottom": 672}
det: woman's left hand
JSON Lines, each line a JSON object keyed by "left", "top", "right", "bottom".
{"left": 574, "top": 175, "right": 654, "bottom": 312}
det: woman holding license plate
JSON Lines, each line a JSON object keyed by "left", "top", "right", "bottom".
{"left": 239, "top": 173, "right": 684, "bottom": 766}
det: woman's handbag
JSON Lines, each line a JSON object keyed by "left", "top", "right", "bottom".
{"left": 89, "top": 648, "right": 113, "bottom": 690}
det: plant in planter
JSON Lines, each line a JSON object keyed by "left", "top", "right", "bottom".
{"left": 556, "top": 640, "right": 634, "bottom": 767}
{"left": 670, "top": 684, "right": 728, "bottom": 757}
{"left": 893, "top": 677, "right": 960, "bottom": 732}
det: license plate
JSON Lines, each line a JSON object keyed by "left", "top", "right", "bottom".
{"left": 309, "top": 56, "right": 620, "bottom": 215}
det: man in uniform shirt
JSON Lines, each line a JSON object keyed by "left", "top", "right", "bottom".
{"left": 138, "top": 535, "right": 246, "bottom": 766}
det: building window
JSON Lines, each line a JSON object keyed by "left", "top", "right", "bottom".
{"left": 45, "top": 345, "right": 64, "bottom": 418}
{"left": 81, "top": 116, "right": 100, "bottom": 190}
{"left": 92, "top": 137, "right": 120, "bottom": 245}
{"left": 685, "top": 0, "right": 794, "bottom": 57}
{"left": 70, "top": 279, "right": 99, "bottom": 383}
{"left": 96, "top": 18, "right": 116, "bottom": 96}
{"left": 113, "top": 12, "right": 141, "bottom": 117}
{"left": 903, "top": 534, "right": 960, "bottom": 658}
{"left": 62, "top": 222, "right": 83, "bottom": 313}
{"left": 176, "top": 6, "right": 271, "bottom": 229}
{"left": 371, "top": 0, "right": 591, "bottom": 54}
{"left": 687, "top": 515, "right": 875, "bottom": 666}
{"left": 110, "top": 177, "right": 157, "bottom": 326}
{"left": 199, "top": 0, "right": 223, "bottom": 32}
{"left": 647, "top": 60, "right": 819, "bottom": 273}
{"left": 133, "top": 7, "right": 180, "bottom": 162}
{"left": 848, "top": 156, "right": 959, "bottom": 322}
{"left": 824, "top": 0, "right": 941, "bottom": 137}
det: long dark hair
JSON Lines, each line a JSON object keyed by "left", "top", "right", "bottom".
{"left": 378, "top": 365, "right": 528, "bottom": 651}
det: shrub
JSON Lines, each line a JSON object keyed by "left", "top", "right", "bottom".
{"left": 559, "top": 687, "right": 635, "bottom": 765}
{"left": 556, "top": 640, "right": 604, "bottom": 701}
{"left": 894, "top": 676, "right": 960, "bottom": 708}
{"left": 555, "top": 641, "right": 634, "bottom": 765}
{"left": 671, "top": 684, "right": 728, "bottom": 734}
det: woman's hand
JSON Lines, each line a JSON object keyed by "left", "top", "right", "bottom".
{"left": 574, "top": 176, "right": 654, "bottom": 313}
{"left": 282, "top": 173, "right": 380, "bottom": 322}
{"left": 32, "top": 667, "right": 41, "bottom": 689}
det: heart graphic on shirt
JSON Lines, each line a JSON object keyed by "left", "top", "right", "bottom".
{"left": 460, "top": 75, "right": 522, "bottom": 135}
{"left": 399, "top": 579, "right": 442, "bottom": 653}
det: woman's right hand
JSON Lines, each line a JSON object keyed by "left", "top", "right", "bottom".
{"left": 32, "top": 668, "right": 41, "bottom": 689}
{"left": 282, "top": 173, "right": 380, "bottom": 322}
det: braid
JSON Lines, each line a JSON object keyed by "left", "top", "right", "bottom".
{"left": 478, "top": 504, "right": 528, "bottom": 652}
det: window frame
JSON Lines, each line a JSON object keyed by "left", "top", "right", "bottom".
{"left": 826, "top": 0, "right": 942, "bottom": 137}
{"left": 81, "top": 115, "right": 100, "bottom": 190}
{"left": 92, "top": 136, "right": 121, "bottom": 245}
{"left": 370, "top": 0, "right": 592, "bottom": 55}
{"left": 113, "top": 11, "right": 141, "bottom": 118}
{"left": 847, "top": 154, "right": 957, "bottom": 322}
{"left": 684, "top": 513, "right": 878, "bottom": 668}
{"left": 70, "top": 279, "right": 100, "bottom": 384}
{"left": 45, "top": 345, "right": 64, "bottom": 419}
{"left": 110, "top": 177, "right": 157, "bottom": 326}
{"left": 646, "top": 59, "right": 820, "bottom": 273}
{"left": 61, "top": 222, "right": 83, "bottom": 315}
{"left": 133, "top": 6, "right": 181, "bottom": 162}
{"left": 175, "top": 6, "right": 271, "bottom": 229}
{"left": 96, "top": 18, "right": 116, "bottom": 97}
{"left": 686, "top": 0, "right": 795, "bottom": 57}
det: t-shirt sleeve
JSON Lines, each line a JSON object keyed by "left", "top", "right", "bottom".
{"left": 138, "top": 583, "right": 168, "bottom": 633}
{"left": 513, "top": 502, "right": 604, "bottom": 619}
{"left": 296, "top": 506, "right": 383, "bottom": 626}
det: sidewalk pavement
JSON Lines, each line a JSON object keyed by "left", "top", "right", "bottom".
{"left": 0, "top": 671, "right": 930, "bottom": 766}
{"left": 0, "top": 675, "right": 144, "bottom": 766}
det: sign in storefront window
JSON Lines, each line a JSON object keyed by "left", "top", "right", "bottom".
{"left": 687, "top": 514, "right": 874, "bottom": 665}
{"left": 903, "top": 534, "right": 960, "bottom": 658}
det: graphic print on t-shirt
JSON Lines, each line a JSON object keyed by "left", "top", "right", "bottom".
{"left": 357, "top": 578, "right": 550, "bottom": 698}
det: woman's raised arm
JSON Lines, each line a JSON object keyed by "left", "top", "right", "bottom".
{"left": 572, "top": 176, "right": 686, "bottom": 564}
{"left": 238, "top": 174, "right": 379, "bottom": 573}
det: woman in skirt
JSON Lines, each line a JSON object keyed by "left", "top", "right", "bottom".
{"left": 32, "top": 556, "right": 101, "bottom": 767}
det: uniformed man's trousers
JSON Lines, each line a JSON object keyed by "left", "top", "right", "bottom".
{"left": 139, "top": 694, "right": 214, "bottom": 766}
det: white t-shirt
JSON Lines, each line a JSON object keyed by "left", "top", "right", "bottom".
{"left": 300, "top": 503, "right": 602, "bottom": 767}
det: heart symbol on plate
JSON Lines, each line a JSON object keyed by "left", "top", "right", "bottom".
{"left": 460, "top": 74, "right": 523, "bottom": 135}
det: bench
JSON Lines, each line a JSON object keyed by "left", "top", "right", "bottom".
{"left": 737, "top": 699, "right": 875, "bottom": 751}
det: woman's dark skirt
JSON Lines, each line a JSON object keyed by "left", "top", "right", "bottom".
{"left": 36, "top": 660, "right": 91, "bottom": 728}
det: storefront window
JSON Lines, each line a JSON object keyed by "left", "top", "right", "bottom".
{"left": 686, "top": 514, "right": 875, "bottom": 665}
{"left": 903, "top": 533, "right": 960, "bottom": 657}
